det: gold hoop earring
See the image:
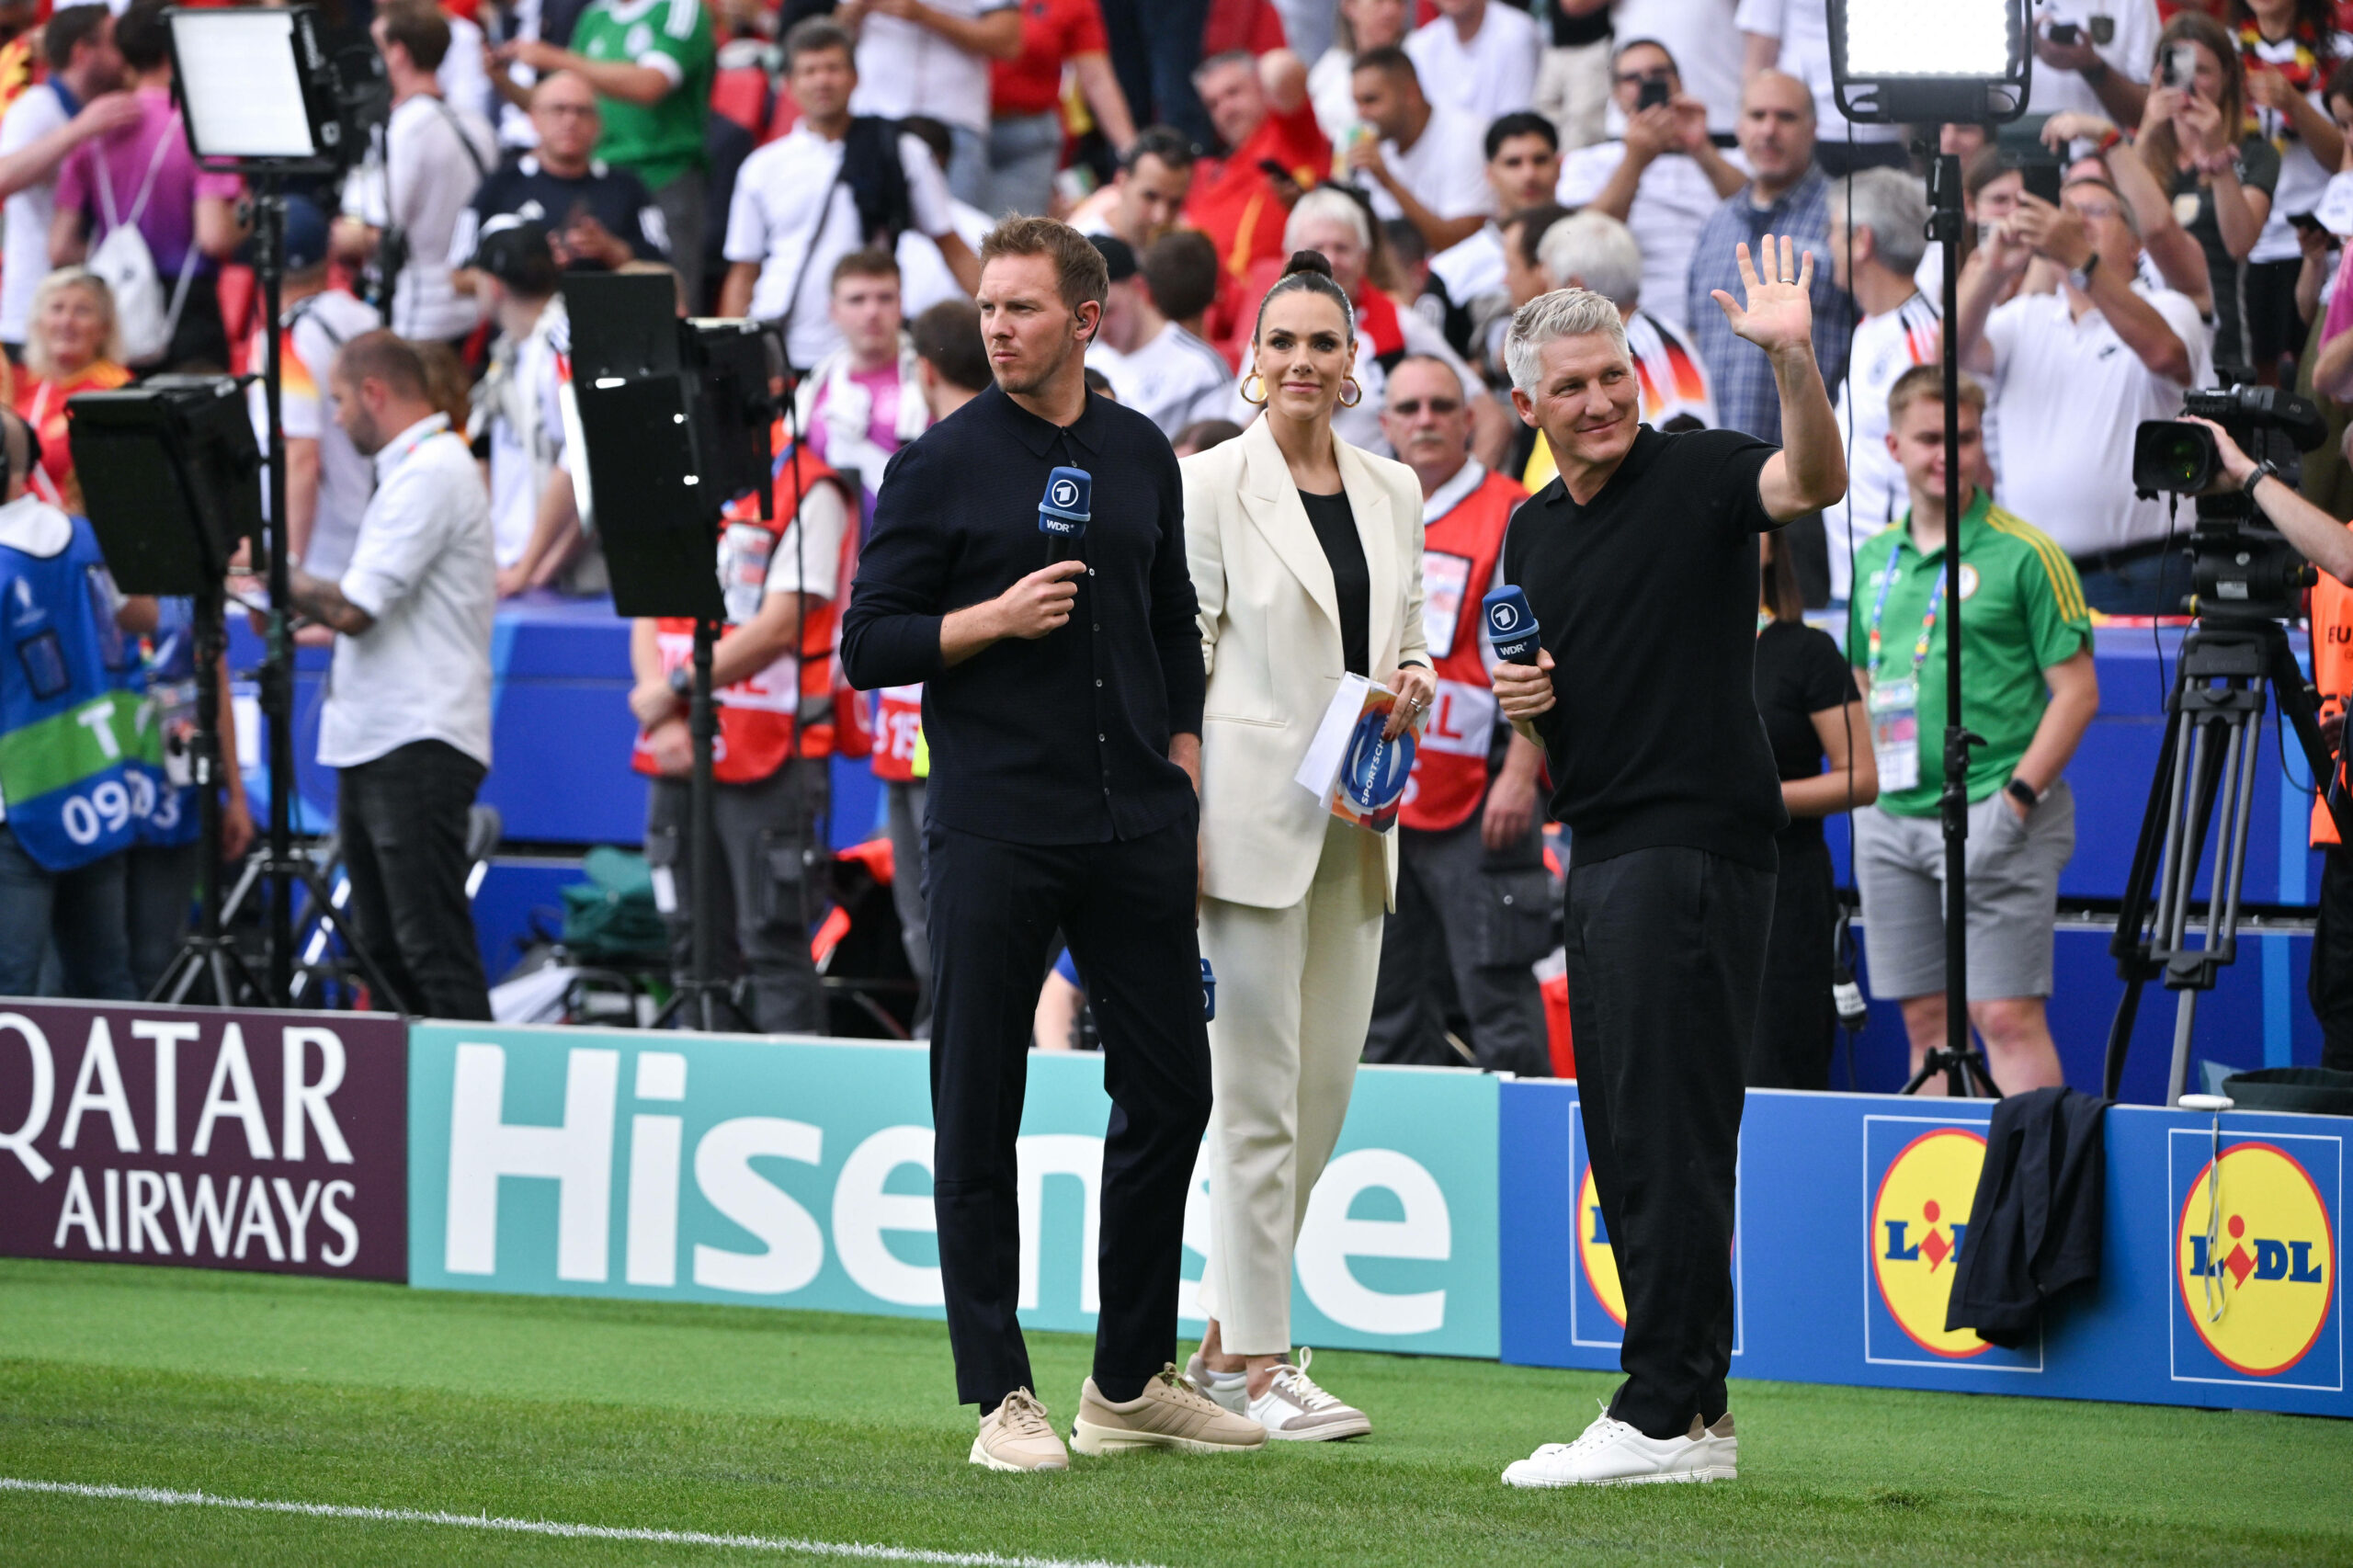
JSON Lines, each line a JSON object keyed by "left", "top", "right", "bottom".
{"left": 1242, "top": 372, "right": 1267, "bottom": 407}
{"left": 1338, "top": 377, "right": 1363, "bottom": 409}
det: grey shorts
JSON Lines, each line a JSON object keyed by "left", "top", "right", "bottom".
{"left": 1853, "top": 779, "right": 2075, "bottom": 1002}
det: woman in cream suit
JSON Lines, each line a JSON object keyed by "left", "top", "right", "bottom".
{"left": 1179, "top": 250, "right": 1433, "bottom": 1440}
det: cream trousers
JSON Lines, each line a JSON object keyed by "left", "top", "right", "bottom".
{"left": 1197, "top": 816, "right": 1387, "bottom": 1355}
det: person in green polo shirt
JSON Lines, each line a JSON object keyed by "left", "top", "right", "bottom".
{"left": 1848, "top": 363, "right": 2099, "bottom": 1095}
{"left": 499, "top": 0, "right": 715, "bottom": 306}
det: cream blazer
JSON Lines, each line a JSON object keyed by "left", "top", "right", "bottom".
{"left": 1183, "top": 415, "right": 1428, "bottom": 912}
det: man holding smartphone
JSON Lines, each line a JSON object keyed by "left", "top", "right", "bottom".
{"left": 2029, "top": 1, "right": 2160, "bottom": 127}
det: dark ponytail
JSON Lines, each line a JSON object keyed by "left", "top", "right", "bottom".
{"left": 1254, "top": 249, "right": 1357, "bottom": 344}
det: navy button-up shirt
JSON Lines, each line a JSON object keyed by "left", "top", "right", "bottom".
{"left": 841, "top": 382, "right": 1205, "bottom": 845}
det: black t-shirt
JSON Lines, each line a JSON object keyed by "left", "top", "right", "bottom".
{"left": 459, "top": 156, "right": 670, "bottom": 272}
{"left": 1754, "top": 617, "right": 1859, "bottom": 850}
{"left": 1549, "top": 0, "right": 1609, "bottom": 47}
{"left": 1301, "top": 488, "right": 1370, "bottom": 676}
{"left": 1500, "top": 425, "right": 1789, "bottom": 870}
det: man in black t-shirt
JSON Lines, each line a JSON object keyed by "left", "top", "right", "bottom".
{"left": 449, "top": 72, "right": 668, "bottom": 277}
{"left": 1492, "top": 237, "right": 1847, "bottom": 1489}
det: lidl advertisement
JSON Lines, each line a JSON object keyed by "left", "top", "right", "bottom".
{"left": 407, "top": 1024, "right": 1498, "bottom": 1358}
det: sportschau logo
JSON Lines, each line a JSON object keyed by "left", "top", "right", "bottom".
{"left": 1489, "top": 600, "right": 1520, "bottom": 633}
{"left": 2174, "top": 1140, "right": 2338, "bottom": 1382}
{"left": 1862, "top": 1118, "right": 2040, "bottom": 1370}
{"left": 1051, "top": 477, "right": 1079, "bottom": 511}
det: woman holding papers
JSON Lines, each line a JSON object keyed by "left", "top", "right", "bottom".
{"left": 1178, "top": 250, "right": 1431, "bottom": 1442}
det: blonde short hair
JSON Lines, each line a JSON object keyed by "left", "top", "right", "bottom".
{"left": 1885, "top": 362, "right": 1987, "bottom": 428}
{"left": 24, "top": 267, "right": 121, "bottom": 381}
{"left": 1503, "top": 287, "right": 1630, "bottom": 397}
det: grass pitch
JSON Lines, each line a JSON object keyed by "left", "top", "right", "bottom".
{"left": 0, "top": 1259, "right": 2347, "bottom": 1566}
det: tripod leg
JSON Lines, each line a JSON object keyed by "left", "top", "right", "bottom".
{"left": 2167, "top": 989, "right": 2201, "bottom": 1107}
{"left": 2108, "top": 699, "right": 2190, "bottom": 1098}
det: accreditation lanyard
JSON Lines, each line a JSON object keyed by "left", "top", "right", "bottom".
{"left": 1863, "top": 533, "right": 1945, "bottom": 793}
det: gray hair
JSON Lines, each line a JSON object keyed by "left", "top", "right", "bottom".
{"left": 1284, "top": 186, "right": 1371, "bottom": 255}
{"left": 1831, "top": 166, "right": 1931, "bottom": 278}
{"left": 1504, "top": 288, "right": 1631, "bottom": 396}
{"left": 1537, "top": 211, "right": 1643, "bottom": 308}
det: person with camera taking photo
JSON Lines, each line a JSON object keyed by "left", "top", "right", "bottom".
{"left": 2183, "top": 411, "right": 2353, "bottom": 1071}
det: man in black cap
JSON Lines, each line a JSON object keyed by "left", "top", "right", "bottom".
{"left": 461, "top": 219, "right": 582, "bottom": 596}
{"left": 257, "top": 193, "right": 383, "bottom": 583}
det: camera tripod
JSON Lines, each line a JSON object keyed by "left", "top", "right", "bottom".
{"left": 2105, "top": 608, "right": 2352, "bottom": 1103}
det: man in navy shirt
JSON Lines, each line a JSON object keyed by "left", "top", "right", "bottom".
{"left": 449, "top": 71, "right": 666, "bottom": 275}
{"left": 843, "top": 216, "right": 1261, "bottom": 1471}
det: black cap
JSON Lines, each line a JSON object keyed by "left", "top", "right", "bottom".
{"left": 467, "top": 215, "right": 559, "bottom": 292}
{"left": 282, "top": 195, "right": 331, "bottom": 272}
{"left": 1089, "top": 233, "right": 1138, "bottom": 283}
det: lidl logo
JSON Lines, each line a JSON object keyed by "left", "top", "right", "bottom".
{"left": 2170, "top": 1136, "right": 2341, "bottom": 1389}
{"left": 1566, "top": 1104, "right": 1738, "bottom": 1353}
{"left": 1862, "top": 1118, "right": 2040, "bottom": 1371}
{"left": 1575, "top": 1166, "right": 1624, "bottom": 1327}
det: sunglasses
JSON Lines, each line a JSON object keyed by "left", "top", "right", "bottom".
{"left": 1389, "top": 397, "right": 1461, "bottom": 415}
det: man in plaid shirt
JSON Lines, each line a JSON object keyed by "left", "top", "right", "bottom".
{"left": 1688, "top": 70, "right": 1853, "bottom": 440}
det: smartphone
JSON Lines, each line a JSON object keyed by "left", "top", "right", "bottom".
{"left": 2290, "top": 210, "right": 2328, "bottom": 235}
{"left": 2020, "top": 160, "right": 2063, "bottom": 205}
{"left": 1636, "top": 77, "right": 1671, "bottom": 112}
{"left": 2048, "top": 20, "right": 2080, "bottom": 45}
{"left": 2162, "top": 40, "right": 2198, "bottom": 88}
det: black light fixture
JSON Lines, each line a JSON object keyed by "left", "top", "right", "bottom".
{"left": 1827, "top": 0, "right": 2033, "bottom": 125}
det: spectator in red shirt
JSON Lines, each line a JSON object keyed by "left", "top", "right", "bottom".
{"left": 1202, "top": 0, "right": 1290, "bottom": 58}
{"left": 1184, "top": 46, "right": 1324, "bottom": 300}
{"left": 986, "top": 0, "right": 1137, "bottom": 218}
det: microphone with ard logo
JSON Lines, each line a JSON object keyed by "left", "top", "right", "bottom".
{"left": 1482, "top": 585, "right": 1544, "bottom": 664}
{"left": 1039, "top": 465, "right": 1091, "bottom": 565}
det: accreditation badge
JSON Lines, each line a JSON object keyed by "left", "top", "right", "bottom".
{"left": 1870, "top": 676, "right": 1921, "bottom": 793}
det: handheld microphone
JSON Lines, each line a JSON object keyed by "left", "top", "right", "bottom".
{"left": 1040, "top": 466, "right": 1091, "bottom": 565}
{"left": 1482, "top": 585, "right": 1543, "bottom": 663}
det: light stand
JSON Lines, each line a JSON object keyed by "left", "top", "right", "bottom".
{"left": 563, "top": 271, "right": 787, "bottom": 1031}
{"left": 163, "top": 5, "right": 406, "bottom": 1010}
{"left": 1829, "top": 0, "right": 2030, "bottom": 1096}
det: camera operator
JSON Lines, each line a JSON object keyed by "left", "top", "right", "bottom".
{"left": 1952, "top": 175, "right": 2211, "bottom": 615}
{"left": 2186, "top": 412, "right": 2353, "bottom": 1071}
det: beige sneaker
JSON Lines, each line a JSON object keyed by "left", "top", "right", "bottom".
{"left": 970, "top": 1389, "right": 1070, "bottom": 1471}
{"left": 1245, "top": 1348, "right": 1370, "bottom": 1442}
{"left": 1070, "top": 1364, "right": 1268, "bottom": 1456}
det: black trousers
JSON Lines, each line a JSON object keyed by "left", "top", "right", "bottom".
{"left": 926, "top": 813, "right": 1211, "bottom": 1410}
{"left": 2311, "top": 846, "right": 2353, "bottom": 1073}
{"left": 1748, "top": 836, "right": 1836, "bottom": 1090}
{"left": 1563, "top": 845, "right": 1773, "bottom": 1438}
{"left": 337, "top": 740, "right": 492, "bottom": 1020}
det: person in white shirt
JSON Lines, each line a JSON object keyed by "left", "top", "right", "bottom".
{"left": 0, "top": 5, "right": 135, "bottom": 356}
{"left": 460, "top": 220, "right": 582, "bottom": 596}
{"left": 1557, "top": 39, "right": 1749, "bottom": 331}
{"left": 1403, "top": 0, "right": 1540, "bottom": 131}
{"left": 2029, "top": 0, "right": 2162, "bottom": 128}
{"left": 1069, "top": 126, "right": 1195, "bottom": 249}
{"left": 1346, "top": 47, "right": 1494, "bottom": 256}
{"left": 1828, "top": 168, "right": 1939, "bottom": 602}
{"left": 337, "top": 3, "right": 497, "bottom": 344}
{"left": 1433, "top": 111, "right": 1563, "bottom": 308}
{"left": 282, "top": 331, "right": 497, "bottom": 1021}
{"left": 250, "top": 196, "right": 381, "bottom": 585}
{"left": 719, "top": 19, "right": 978, "bottom": 372}
{"left": 1953, "top": 174, "right": 2208, "bottom": 614}
{"left": 1735, "top": 0, "right": 1907, "bottom": 174}
{"left": 1612, "top": 0, "right": 1744, "bottom": 138}
{"left": 1086, "top": 230, "right": 1233, "bottom": 436}
{"left": 1309, "top": 0, "right": 1407, "bottom": 143}
{"left": 838, "top": 0, "right": 1021, "bottom": 209}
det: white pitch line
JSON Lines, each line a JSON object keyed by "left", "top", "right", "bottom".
{"left": 0, "top": 1477, "right": 1168, "bottom": 1568}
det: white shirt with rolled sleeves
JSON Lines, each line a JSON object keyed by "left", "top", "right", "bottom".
{"left": 318, "top": 415, "right": 496, "bottom": 771}
{"left": 849, "top": 0, "right": 1018, "bottom": 137}
{"left": 723, "top": 124, "right": 956, "bottom": 371}
{"left": 1403, "top": 6, "right": 1540, "bottom": 131}
{"left": 1365, "top": 103, "right": 1495, "bottom": 227}
{"left": 1983, "top": 282, "right": 2211, "bottom": 558}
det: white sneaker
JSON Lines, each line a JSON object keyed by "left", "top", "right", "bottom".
{"left": 1246, "top": 1348, "right": 1370, "bottom": 1442}
{"left": 1182, "top": 1348, "right": 1247, "bottom": 1415}
{"left": 1502, "top": 1406, "right": 1735, "bottom": 1487}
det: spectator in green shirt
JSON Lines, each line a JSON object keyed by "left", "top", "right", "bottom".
{"left": 1848, "top": 364, "right": 2100, "bottom": 1096}
{"left": 498, "top": 0, "right": 715, "bottom": 307}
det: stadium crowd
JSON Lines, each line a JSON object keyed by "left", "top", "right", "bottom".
{"left": 8, "top": 0, "right": 2353, "bottom": 1099}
